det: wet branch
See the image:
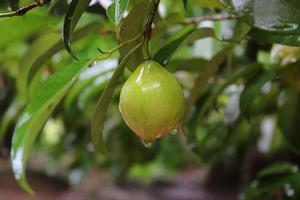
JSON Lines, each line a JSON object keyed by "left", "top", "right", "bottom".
{"left": 0, "top": 0, "right": 51, "bottom": 18}
{"left": 184, "top": 15, "right": 238, "bottom": 24}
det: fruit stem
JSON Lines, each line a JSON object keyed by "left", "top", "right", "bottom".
{"left": 142, "top": 0, "right": 160, "bottom": 60}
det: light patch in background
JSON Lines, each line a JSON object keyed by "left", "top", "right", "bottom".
{"left": 223, "top": 84, "right": 244, "bottom": 125}
{"left": 158, "top": 1, "right": 167, "bottom": 18}
{"left": 261, "top": 81, "right": 272, "bottom": 94}
{"left": 42, "top": 118, "right": 65, "bottom": 146}
{"left": 79, "top": 59, "right": 117, "bottom": 80}
{"left": 193, "top": 21, "right": 214, "bottom": 59}
{"left": 96, "top": 0, "right": 111, "bottom": 9}
{"left": 257, "top": 116, "right": 276, "bottom": 153}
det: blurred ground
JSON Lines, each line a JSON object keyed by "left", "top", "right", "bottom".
{"left": 0, "top": 161, "right": 237, "bottom": 200}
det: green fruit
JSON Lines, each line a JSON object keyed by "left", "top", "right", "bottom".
{"left": 119, "top": 60, "right": 185, "bottom": 143}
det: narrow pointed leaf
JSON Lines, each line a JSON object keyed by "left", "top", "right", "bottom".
{"left": 17, "top": 33, "right": 61, "bottom": 100}
{"left": 278, "top": 89, "right": 300, "bottom": 154}
{"left": 64, "top": 61, "right": 116, "bottom": 110}
{"left": 63, "top": 0, "right": 92, "bottom": 58}
{"left": 186, "top": 46, "right": 232, "bottom": 113}
{"left": 239, "top": 70, "right": 274, "bottom": 119}
{"left": 106, "top": 0, "right": 129, "bottom": 25}
{"left": 249, "top": 28, "right": 300, "bottom": 46}
{"left": 91, "top": 43, "right": 142, "bottom": 153}
{"left": 257, "top": 162, "right": 297, "bottom": 178}
{"left": 119, "top": 0, "right": 151, "bottom": 71}
{"left": 11, "top": 60, "right": 90, "bottom": 194}
{"left": 28, "top": 22, "right": 99, "bottom": 88}
{"left": 154, "top": 27, "right": 217, "bottom": 66}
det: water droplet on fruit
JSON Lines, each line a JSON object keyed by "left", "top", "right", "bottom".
{"left": 142, "top": 140, "right": 153, "bottom": 148}
{"left": 171, "top": 128, "right": 178, "bottom": 135}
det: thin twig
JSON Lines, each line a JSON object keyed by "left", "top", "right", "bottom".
{"left": 0, "top": 0, "right": 51, "bottom": 18}
{"left": 97, "top": 33, "right": 143, "bottom": 55}
{"left": 184, "top": 15, "right": 238, "bottom": 24}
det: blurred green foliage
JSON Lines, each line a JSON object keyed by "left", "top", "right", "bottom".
{"left": 1, "top": 0, "right": 300, "bottom": 198}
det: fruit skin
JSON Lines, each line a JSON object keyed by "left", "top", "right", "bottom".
{"left": 119, "top": 60, "right": 185, "bottom": 142}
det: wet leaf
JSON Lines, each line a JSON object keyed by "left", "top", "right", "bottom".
{"left": 11, "top": 60, "right": 90, "bottom": 194}
{"left": 63, "top": 0, "right": 92, "bottom": 58}
{"left": 119, "top": 0, "right": 151, "bottom": 71}
{"left": 91, "top": 43, "right": 142, "bottom": 153}
{"left": 221, "top": 0, "right": 300, "bottom": 34}
{"left": 106, "top": 0, "right": 129, "bottom": 25}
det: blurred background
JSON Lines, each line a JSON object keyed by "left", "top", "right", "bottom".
{"left": 1, "top": 0, "right": 300, "bottom": 199}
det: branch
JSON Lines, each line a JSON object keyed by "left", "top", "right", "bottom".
{"left": 184, "top": 15, "right": 238, "bottom": 24}
{"left": 0, "top": 0, "right": 51, "bottom": 18}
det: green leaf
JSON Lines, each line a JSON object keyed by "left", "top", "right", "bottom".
{"left": 64, "top": 61, "right": 116, "bottom": 110}
{"left": 0, "top": 98, "right": 21, "bottom": 144}
{"left": 28, "top": 22, "right": 99, "bottom": 89}
{"left": 239, "top": 70, "right": 274, "bottom": 119}
{"left": 249, "top": 28, "right": 300, "bottom": 46}
{"left": 0, "top": 9, "right": 53, "bottom": 47}
{"left": 154, "top": 27, "right": 218, "bottom": 66}
{"left": 186, "top": 45, "right": 232, "bottom": 113}
{"left": 167, "top": 58, "right": 208, "bottom": 73}
{"left": 196, "top": 0, "right": 224, "bottom": 8}
{"left": 17, "top": 33, "right": 61, "bottom": 100}
{"left": 201, "top": 63, "right": 261, "bottom": 116}
{"left": 107, "top": 0, "right": 129, "bottom": 25}
{"left": 10, "top": 60, "right": 90, "bottom": 194}
{"left": 184, "top": 27, "right": 216, "bottom": 43}
{"left": 221, "top": 0, "right": 300, "bottom": 34}
{"left": 257, "top": 162, "right": 298, "bottom": 178}
{"left": 119, "top": 0, "right": 151, "bottom": 71}
{"left": 154, "top": 25, "right": 195, "bottom": 66}
{"left": 91, "top": 43, "right": 142, "bottom": 153}
{"left": 278, "top": 88, "right": 300, "bottom": 154}
{"left": 63, "top": 0, "right": 92, "bottom": 58}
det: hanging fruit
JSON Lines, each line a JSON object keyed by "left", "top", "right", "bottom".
{"left": 119, "top": 60, "right": 185, "bottom": 145}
